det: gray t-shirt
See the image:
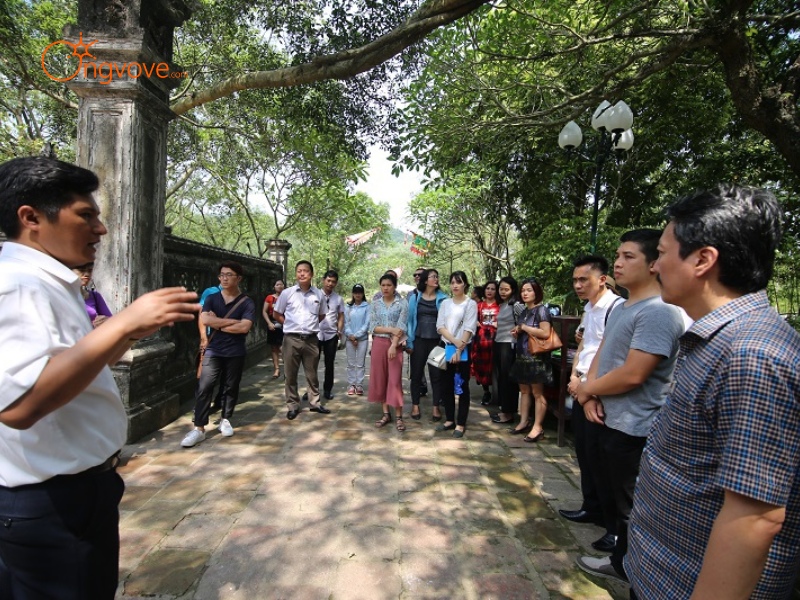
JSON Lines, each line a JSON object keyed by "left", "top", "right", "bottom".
{"left": 495, "top": 302, "right": 524, "bottom": 343}
{"left": 597, "top": 295, "right": 683, "bottom": 437}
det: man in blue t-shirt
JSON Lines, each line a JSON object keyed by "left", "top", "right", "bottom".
{"left": 182, "top": 262, "right": 256, "bottom": 447}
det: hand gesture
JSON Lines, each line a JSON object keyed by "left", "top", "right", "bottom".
{"left": 116, "top": 287, "right": 200, "bottom": 340}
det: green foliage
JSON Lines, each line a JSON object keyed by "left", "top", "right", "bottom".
{"left": 0, "top": 0, "right": 78, "bottom": 160}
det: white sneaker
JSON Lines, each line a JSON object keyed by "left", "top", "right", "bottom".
{"left": 218, "top": 419, "right": 234, "bottom": 437}
{"left": 181, "top": 429, "right": 206, "bottom": 448}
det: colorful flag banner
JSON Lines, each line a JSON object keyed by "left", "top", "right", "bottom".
{"left": 409, "top": 232, "right": 432, "bottom": 256}
{"left": 345, "top": 228, "right": 380, "bottom": 247}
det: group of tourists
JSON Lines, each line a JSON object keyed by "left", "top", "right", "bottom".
{"left": 1, "top": 155, "right": 798, "bottom": 600}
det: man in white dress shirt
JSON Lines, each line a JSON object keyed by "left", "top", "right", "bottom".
{"left": 273, "top": 260, "right": 331, "bottom": 420}
{"left": 0, "top": 157, "right": 198, "bottom": 599}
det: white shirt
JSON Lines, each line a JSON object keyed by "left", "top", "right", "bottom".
{"left": 0, "top": 242, "right": 127, "bottom": 486}
{"left": 318, "top": 291, "right": 344, "bottom": 341}
{"left": 273, "top": 284, "right": 325, "bottom": 334}
{"left": 574, "top": 288, "right": 622, "bottom": 374}
{"left": 436, "top": 297, "right": 478, "bottom": 343}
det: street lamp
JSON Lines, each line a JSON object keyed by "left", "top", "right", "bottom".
{"left": 558, "top": 100, "right": 634, "bottom": 253}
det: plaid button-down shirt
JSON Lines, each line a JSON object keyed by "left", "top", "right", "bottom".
{"left": 627, "top": 291, "right": 800, "bottom": 599}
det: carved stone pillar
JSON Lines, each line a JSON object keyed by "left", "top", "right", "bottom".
{"left": 266, "top": 239, "right": 293, "bottom": 280}
{"left": 66, "top": 0, "right": 192, "bottom": 441}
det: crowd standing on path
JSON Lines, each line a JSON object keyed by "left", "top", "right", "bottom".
{"left": 1, "top": 155, "right": 797, "bottom": 600}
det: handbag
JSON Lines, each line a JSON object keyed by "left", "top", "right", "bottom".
{"left": 196, "top": 294, "right": 250, "bottom": 379}
{"left": 526, "top": 306, "right": 563, "bottom": 355}
{"left": 426, "top": 346, "right": 447, "bottom": 370}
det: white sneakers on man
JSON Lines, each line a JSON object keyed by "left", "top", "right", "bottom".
{"left": 181, "top": 429, "right": 206, "bottom": 448}
{"left": 219, "top": 419, "right": 234, "bottom": 437}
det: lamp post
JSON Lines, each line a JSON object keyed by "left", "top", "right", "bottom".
{"left": 558, "top": 100, "right": 634, "bottom": 253}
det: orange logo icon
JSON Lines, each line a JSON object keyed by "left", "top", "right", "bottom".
{"left": 41, "top": 32, "right": 98, "bottom": 82}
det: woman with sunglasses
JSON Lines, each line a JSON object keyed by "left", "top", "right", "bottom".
{"left": 406, "top": 268, "right": 449, "bottom": 421}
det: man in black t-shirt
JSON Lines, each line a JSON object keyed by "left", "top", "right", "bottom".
{"left": 182, "top": 261, "right": 256, "bottom": 447}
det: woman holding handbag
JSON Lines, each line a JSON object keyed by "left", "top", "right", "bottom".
{"left": 435, "top": 271, "right": 478, "bottom": 438}
{"left": 509, "top": 277, "right": 554, "bottom": 442}
{"left": 406, "top": 268, "right": 449, "bottom": 421}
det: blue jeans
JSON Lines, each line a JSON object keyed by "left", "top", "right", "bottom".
{"left": 193, "top": 354, "right": 246, "bottom": 426}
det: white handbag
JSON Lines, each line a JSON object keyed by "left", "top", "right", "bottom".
{"left": 426, "top": 346, "right": 447, "bottom": 370}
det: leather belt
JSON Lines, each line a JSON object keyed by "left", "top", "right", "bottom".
{"left": 285, "top": 332, "right": 316, "bottom": 340}
{"left": 72, "top": 451, "right": 121, "bottom": 477}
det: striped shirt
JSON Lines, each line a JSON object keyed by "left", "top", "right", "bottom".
{"left": 626, "top": 291, "right": 800, "bottom": 599}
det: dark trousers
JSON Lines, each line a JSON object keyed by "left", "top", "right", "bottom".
{"left": 493, "top": 341, "right": 518, "bottom": 414}
{"left": 573, "top": 406, "right": 617, "bottom": 535}
{"left": 0, "top": 469, "right": 124, "bottom": 599}
{"left": 318, "top": 336, "right": 339, "bottom": 394}
{"left": 440, "top": 355, "right": 472, "bottom": 426}
{"left": 410, "top": 337, "right": 442, "bottom": 406}
{"left": 596, "top": 425, "right": 647, "bottom": 577}
{"left": 193, "top": 355, "right": 246, "bottom": 426}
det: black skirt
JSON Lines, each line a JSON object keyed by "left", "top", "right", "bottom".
{"left": 509, "top": 354, "right": 553, "bottom": 385}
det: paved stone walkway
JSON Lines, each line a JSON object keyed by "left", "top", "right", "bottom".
{"left": 116, "top": 351, "right": 628, "bottom": 599}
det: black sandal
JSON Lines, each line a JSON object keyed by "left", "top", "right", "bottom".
{"left": 396, "top": 417, "right": 406, "bottom": 432}
{"left": 375, "top": 412, "right": 391, "bottom": 428}
{"left": 411, "top": 407, "right": 421, "bottom": 420}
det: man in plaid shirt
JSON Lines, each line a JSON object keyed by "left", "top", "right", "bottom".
{"left": 626, "top": 185, "right": 800, "bottom": 599}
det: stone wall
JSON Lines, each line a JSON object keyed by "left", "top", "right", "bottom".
{"left": 154, "top": 233, "right": 283, "bottom": 409}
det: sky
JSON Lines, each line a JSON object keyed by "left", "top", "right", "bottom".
{"left": 355, "top": 147, "right": 424, "bottom": 231}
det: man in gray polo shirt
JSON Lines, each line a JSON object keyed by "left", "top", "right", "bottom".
{"left": 574, "top": 229, "right": 684, "bottom": 584}
{"left": 274, "top": 260, "right": 331, "bottom": 420}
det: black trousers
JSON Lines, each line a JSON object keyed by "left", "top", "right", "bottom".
{"left": 440, "top": 355, "right": 472, "bottom": 426}
{"left": 596, "top": 425, "right": 647, "bottom": 577}
{"left": 573, "top": 406, "right": 617, "bottom": 534}
{"left": 409, "top": 337, "right": 442, "bottom": 406}
{"left": 0, "top": 469, "right": 124, "bottom": 599}
{"left": 493, "top": 341, "right": 518, "bottom": 414}
{"left": 193, "top": 354, "right": 246, "bottom": 426}
{"left": 318, "top": 336, "right": 339, "bottom": 394}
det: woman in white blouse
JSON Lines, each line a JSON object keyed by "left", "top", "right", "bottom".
{"left": 435, "top": 271, "right": 478, "bottom": 438}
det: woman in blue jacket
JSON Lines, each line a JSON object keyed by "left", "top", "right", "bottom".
{"left": 406, "top": 268, "right": 449, "bottom": 421}
{"left": 344, "top": 283, "right": 370, "bottom": 396}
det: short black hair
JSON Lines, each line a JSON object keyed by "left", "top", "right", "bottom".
{"left": 416, "top": 268, "right": 439, "bottom": 292}
{"left": 666, "top": 184, "right": 782, "bottom": 293}
{"left": 379, "top": 272, "right": 397, "bottom": 287}
{"left": 620, "top": 229, "right": 662, "bottom": 264}
{"left": 573, "top": 254, "right": 609, "bottom": 275}
{"left": 498, "top": 276, "right": 519, "bottom": 303}
{"left": 0, "top": 157, "right": 99, "bottom": 238}
{"left": 323, "top": 269, "right": 338, "bottom": 280}
{"left": 520, "top": 277, "right": 544, "bottom": 304}
{"left": 295, "top": 260, "right": 314, "bottom": 274}
{"left": 220, "top": 261, "right": 243, "bottom": 276}
{"left": 448, "top": 271, "right": 470, "bottom": 292}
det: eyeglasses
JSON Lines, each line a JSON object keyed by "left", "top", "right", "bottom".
{"left": 428, "top": 274, "right": 439, "bottom": 280}
{"left": 219, "top": 272, "right": 239, "bottom": 279}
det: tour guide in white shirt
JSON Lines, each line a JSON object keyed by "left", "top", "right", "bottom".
{"left": 0, "top": 157, "right": 199, "bottom": 599}
{"left": 274, "top": 259, "right": 331, "bottom": 419}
